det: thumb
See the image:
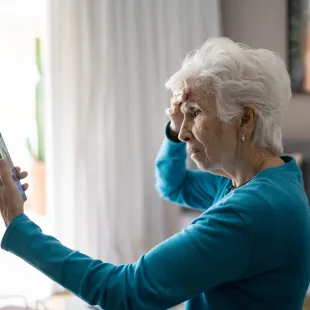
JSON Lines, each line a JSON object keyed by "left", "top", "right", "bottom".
{"left": 0, "top": 159, "right": 14, "bottom": 187}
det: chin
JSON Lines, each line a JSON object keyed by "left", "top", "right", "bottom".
{"left": 193, "top": 158, "right": 210, "bottom": 171}
{"left": 194, "top": 158, "right": 221, "bottom": 174}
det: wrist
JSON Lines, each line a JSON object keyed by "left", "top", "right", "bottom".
{"left": 167, "top": 124, "right": 181, "bottom": 143}
{"left": 3, "top": 210, "right": 23, "bottom": 227}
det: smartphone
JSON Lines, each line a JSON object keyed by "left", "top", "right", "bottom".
{"left": 0, "top": 133, "right": 27, "bottom": 201}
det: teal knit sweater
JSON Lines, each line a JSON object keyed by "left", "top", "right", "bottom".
{"left": 1, "top": 133, "right": 310, "bottom": 309}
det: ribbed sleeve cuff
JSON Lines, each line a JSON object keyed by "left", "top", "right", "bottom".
{"left": 165, "top": 122, "right": 183, "bottom": 145}
{"left": 1, "top": 213, "right": 30, "bottom": 251}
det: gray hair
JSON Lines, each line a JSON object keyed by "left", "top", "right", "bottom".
{"left": 165, "top": 37, "right": 292, "bottom": 155}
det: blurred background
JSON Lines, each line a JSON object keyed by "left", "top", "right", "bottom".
{"left": 0, "top": 0, "right": 309, "bottom": 309}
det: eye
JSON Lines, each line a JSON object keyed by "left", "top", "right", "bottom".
{"left": 192, "top": 108, "right": 202, "bottom": 117}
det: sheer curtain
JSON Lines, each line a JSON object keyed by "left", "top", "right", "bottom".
{"left": 46, "top": 0, "right": 221, "bottom": 267}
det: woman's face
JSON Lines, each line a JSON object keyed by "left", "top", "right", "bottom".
{"left": 179, "top": 86, "right": 239, "bottom": 173}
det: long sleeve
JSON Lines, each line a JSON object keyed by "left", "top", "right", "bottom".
{"left": 1, "top": 207, "right": 250, "bottom": 310}
{"left": 155, "top": 124, "right": 221, "bottom": 210}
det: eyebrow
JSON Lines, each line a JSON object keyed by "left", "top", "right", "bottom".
{"left": 180, "top": 101, "right": 199, "bottom": 113}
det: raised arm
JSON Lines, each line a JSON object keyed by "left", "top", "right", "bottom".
{"left": 2, "top": 205, "right": 249, "bottom": 310}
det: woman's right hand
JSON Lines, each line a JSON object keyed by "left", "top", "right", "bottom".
{"left": 165, "top": 88, "right": 190, "bottom": 140}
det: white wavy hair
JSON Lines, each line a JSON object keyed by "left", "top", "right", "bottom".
{"left": 165, "top": 37, "right": 292, "bottom": 155}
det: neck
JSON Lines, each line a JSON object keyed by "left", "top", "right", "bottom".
{"left": 221, "top": 147, "right": 284, "bottom": 188}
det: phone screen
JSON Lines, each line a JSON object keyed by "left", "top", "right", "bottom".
{"left": 0, "top": 134, "right": 27, "bottom": 201}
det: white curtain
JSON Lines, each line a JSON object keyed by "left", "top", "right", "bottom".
{"left": 46, "top": 0, "right": 221, "bottom": 267}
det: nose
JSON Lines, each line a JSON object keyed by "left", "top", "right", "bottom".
{"left": 178, "top": 119, "right": 193, "bottom": 142}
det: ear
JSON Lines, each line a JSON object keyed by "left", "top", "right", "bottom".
{"left": 238, "top": 105, "right": 257, "bottom": 138}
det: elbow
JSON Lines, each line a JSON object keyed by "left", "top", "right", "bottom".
{"left": 155, "top": 178, "right": 168, "bottom": 198}
{"left": 155, "top": 185, "right": 170, "bottom": 201}
{"left": 155, "top": 163, "right": 178, "bottom": 200}
{"left": 155, "top": 160, "right": 186, "bottom": 205}
{"left": 155, "top": 182, "right": 181, "bottom": 204}
{"left": 155, "top": 166, "right": 168, "bottom": 198}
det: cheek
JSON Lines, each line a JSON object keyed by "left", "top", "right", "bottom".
{"left": 193, "top": 118, "right": 219, "bottom": 149}
{"left": 221, "top": 124, "right": 238, "bottom": 148}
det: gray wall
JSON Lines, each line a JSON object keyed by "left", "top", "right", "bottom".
{"left": 221, "top": 0, "right": 310, "bottom": 142}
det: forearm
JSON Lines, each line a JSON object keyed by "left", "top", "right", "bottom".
{"left": 1, "top": 214, "right": 128, "bottom": 309}
{"left": 155, "top": 124, "right": 218, "bottom": 209}
{"left": 155, "top": 136, "right": 188, "bottom": 199}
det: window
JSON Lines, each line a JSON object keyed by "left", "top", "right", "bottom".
{"left": 0, "top": 0, "right": 52, "bottom": 306}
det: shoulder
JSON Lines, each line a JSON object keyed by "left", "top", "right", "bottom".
{"left": 194, "top": 161, "right": 309, "bottom": 237}
{"left": 213, "top": 173, "right": 310, "bottom": 243}
{"left": 231, "top": 173, "right": 308, "bottom": 215}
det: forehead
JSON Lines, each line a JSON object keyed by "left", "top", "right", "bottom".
{"left": 180, "top": 91, "right": 216, "bottom": 112}
{"left": 186, "top": 91, "right": 203, "bottom": 102}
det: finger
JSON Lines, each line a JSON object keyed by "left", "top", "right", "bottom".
{"left": 22, "top": 183, "right": 29, "bottom": 191}
{"left": 171, "top": 103, "right": 182, "bottom": 116}
{"left": 170, "top": 96, "right": 179, "bottom": 105}
{"left": 0, "top": 159, "right": 15, "bottom": 187}
{"left": 171, "top": 92, "right": 188, "bottom": 105}
{"left": 179, "top": 89, "right": 190, "bottom": 102}
{"left": 13, "top": 167, "right": 28, "bottom": 179}
{"left": 166, "top": 105, "right": 178, "bottom": 116}
{"left": 170, "top": 97, "right": 183, "bottom": 107}
{"left": 182, "top": 87, "right": 190, "bottom": 95}
{"left": 165, "top": 107, "right": 172, "bottom": 117}
{"left": 180, "top": 93, "right": 188, "bottom": 101}
{"left": 17, "top": 171, "right": 28, "bottom": 180}
{"left": 172, "top": 105, "right": 179, "bottom": 114}
{"left": 174, "top": 88, "right": 190, "bottom": 103}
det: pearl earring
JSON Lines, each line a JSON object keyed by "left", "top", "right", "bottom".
{"left": 241, "top": 133, "right": 245, "bottom": 142}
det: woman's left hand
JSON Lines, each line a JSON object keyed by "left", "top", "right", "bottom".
{"left": 0, "top": 159, "right": 29, "bottom": 227}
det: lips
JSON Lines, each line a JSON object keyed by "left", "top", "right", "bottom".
{"left": 188, "top": 148, "right": 200, "bottom": 154}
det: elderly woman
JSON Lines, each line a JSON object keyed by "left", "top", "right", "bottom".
{"left": 0, "top": 38, "right": 309, "bottom": 310}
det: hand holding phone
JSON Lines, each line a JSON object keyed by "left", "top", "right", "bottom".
{"left": 0, "top": 134, "right": 27, "bottom": 201}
